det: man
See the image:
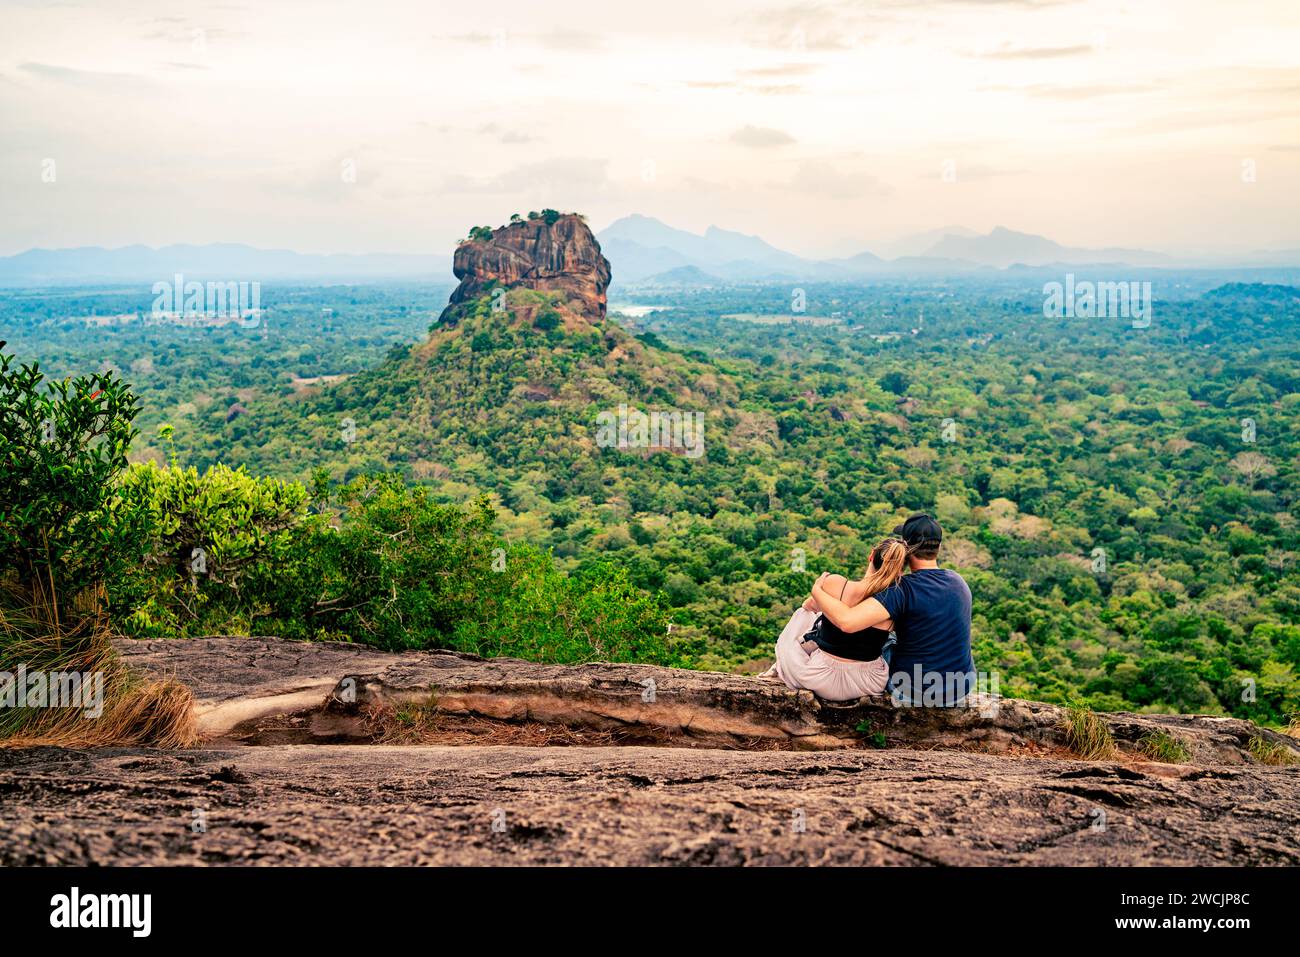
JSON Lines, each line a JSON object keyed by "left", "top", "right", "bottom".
{"left": 811, "top": 514, "right": 974, "bottom": 706}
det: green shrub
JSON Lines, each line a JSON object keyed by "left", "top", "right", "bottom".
{"left": 109, "top": 461, "right": 310, "bottom": 637}
{"left": 0, "top": 349, "right": 145, "bottom": 614}
{"left": 279, "top": 477, "right": 672, "bottom": 662}
{"left": 1136, "top": 729, "right": 1192, "bottom": 763}
{"left": 453, "top": 550, "right": 674, "bottom": 665}
{"left": 274, "top": 476, "right": 501, "bottom": 648}
{"left": 0, "top": 345, "right": 194, "bottom": 746}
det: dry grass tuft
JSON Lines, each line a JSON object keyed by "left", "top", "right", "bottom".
{"left": 0, "top": 580, "right": 197, "bottom": 749}
{"left": 1247, "top": 734, "right": 1298, "bottom": 767}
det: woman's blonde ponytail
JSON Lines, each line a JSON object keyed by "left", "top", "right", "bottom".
{"left": 861, "top": 537, "right": 909, "bottom": 596}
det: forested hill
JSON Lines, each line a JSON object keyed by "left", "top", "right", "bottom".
{"left": 184, "top": 281, "right": 758, "bottom": 485}
{"left": 1201, "top": 282, "right": 1300, "bottom": 304}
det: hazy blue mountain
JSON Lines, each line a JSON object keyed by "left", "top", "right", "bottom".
{"left": 598, "top": 215, "right": 718, "bottom": 262}
{"left": 695, "top": 225, "right": 807, "bottom": 270}
{"left": 826, "top": 249, "right": 885, "bottom": 270}
{"left": 922, "top": 226, "right": 1168, "bottom": 269}
{"left": 878, "top": 255, "right": 986, "bottom": 274}
{"left": 597, "top": 238, "right": 694, "bottom": 283}
{"left": 0, "top": 243, "right": 447, "bottom": 285}
{"left": 1237, "top": 247, "right": 1300, "bottom": 267}
{"left": 599, "top": 215, "right": 824, "bottom": 282}
{"left": 638, "top": 264, "right": 723, "bottom": 286}
{"left": 867, "top": 226, "right": 980, "bottom": 260}
{"left": 599, "top": 215, "right": 1175, "bottom": 282}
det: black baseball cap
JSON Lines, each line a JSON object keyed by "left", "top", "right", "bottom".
{"left": 892, "top": 513, "right": 942, "bottom": 553}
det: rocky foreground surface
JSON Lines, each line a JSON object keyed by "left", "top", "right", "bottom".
{"left": 0, "top": 637, "right": 1296, "bottom": 866}
{"left": 3, "top": 744, "right": 1297, "bottom": 866}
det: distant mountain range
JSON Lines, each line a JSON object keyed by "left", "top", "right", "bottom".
{"left": 920, "top": 227, "right": 1169, "bottom": 270}
{"left": 867, "top": 226, "right": 981, "bottom": 260}
{"left": 0, "top": 244, "right": 447, "bottom": 285}
{"left": 597, "top": 216, "right": 1180, "bottom": 284}
{"left": 2, "top": 219, "right": 1297, "bottom": 287}
{"left": 597, "top": 215, "right": 815, "bottom": 282}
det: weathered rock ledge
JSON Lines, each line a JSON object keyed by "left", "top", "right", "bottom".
{"left": 0, "top": 637, "right": 1292, "bottom": 866}
{"left": 116, "top": 637, "right": 1300, "bottom": 765}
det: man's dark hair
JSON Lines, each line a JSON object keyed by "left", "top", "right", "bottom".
{"left": 892, "top": 513, "right": 942, "bottom": 560}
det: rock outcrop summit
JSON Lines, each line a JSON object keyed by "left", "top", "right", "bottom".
{"left": 439, "top": 213, "right": 611, "bottom": 325}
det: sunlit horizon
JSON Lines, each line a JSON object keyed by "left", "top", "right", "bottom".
{"left": 2, "top": 0, "right": 1298, "bottom": 259}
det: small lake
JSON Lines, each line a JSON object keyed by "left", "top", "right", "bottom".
{"left": 609, "top": 304, "right": 669, "bottom": 318}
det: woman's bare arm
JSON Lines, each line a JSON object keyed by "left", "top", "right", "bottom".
{"left": 806, "top": 578, "right": 856, "bottom": 612}
{"left": 812, "top": 578, "right": 893, "bottom": 632}
{"left": 804, "top": 573, "right": 845, "bottom": 611}
{"left": 838, "top": 578, "right": 893, "bottom": 629}
{"left": 805, "top": 574, "right": 892, "bottom": 629}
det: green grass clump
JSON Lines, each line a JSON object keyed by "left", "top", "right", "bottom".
{"left": 1247, "top": 735, "right": 1298, "bottom": 766}
{"left": 1062, "top": 704, "right": 1116, "bottom": 760}
{"left": 1137, "top": 729, "right": 1192, "bottom": 763}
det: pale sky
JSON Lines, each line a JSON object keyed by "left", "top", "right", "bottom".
{"left": 2, "top": 0, "right": 1298, "bottom": 258}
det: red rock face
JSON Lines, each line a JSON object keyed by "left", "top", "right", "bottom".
{"left": 441, "top": 214, "right": 611, "bottom": 323}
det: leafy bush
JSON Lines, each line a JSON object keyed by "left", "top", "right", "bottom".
{"left": 0, "top": 349, "right": 144, "bottom": 613}
{"left": 266, "top": 478, "right": 674, "bottom": 663}
{"left": 453, "top": 549, "right": 675, "bottom": 664}
{"left": 271, "top": 476, "right": 501, "bottom": 647}
{"left": 0, "top": 345, "right": 195, "bottom": 746}
{"left": 109, "top": 461, "right": 310, "bottom": 637}
{"left": 102, "top": 467, "right": 673, "bottom": 664}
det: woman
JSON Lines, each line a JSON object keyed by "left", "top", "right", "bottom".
{"left": 759, "top": 537, "right": 908, "bottom": 700}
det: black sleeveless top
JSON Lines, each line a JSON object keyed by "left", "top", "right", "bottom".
{"left": 807, "top": 578, "right": 892, "bottom": 662}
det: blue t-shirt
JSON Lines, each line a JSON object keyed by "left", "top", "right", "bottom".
{"left": 875, "top": 568, "right": 974, "bottom": 706}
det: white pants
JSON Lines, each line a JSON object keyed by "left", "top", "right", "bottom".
{"left": 767, "top": 608, "right": 890, "bottom": 701}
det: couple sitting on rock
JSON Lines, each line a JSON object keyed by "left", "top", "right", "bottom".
{"left": 761, "top": 514, "right": 975, "bottom": 707}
